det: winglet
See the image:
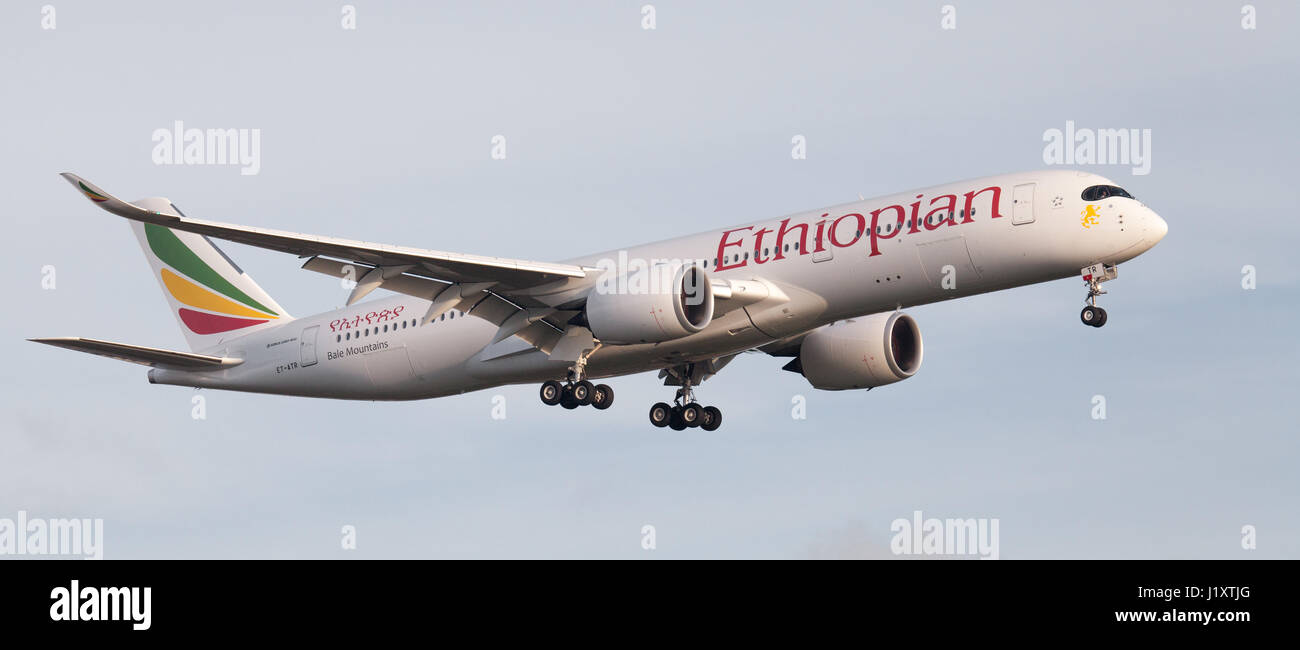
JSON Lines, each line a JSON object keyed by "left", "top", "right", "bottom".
{"left": 61, "top": 172, "right": 125, "bottom": 208}
{"left": 59, "top": 173, "right": 180, "bottom": 222}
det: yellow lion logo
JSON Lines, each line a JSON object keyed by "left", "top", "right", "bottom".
{"left": 1080, "top": 205, "right": 1101, "bottom": 229}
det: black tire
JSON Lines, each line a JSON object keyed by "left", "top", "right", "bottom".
{"left": 681, "top": 403, "right": 703, "bottom": 427}
{"left": 701, "top": 406, "right": 722, "bottom": 431}
{"left": 572, "top": 380, "right": 594, "bottom": 406}
{"left": 668, "top": 406, "right": 687, "bottom": 430}
{"left": 539, "top": 380, "right": 564, "bottom": 406}
{"left": 1081, "top": 306, "right": 1100, "bottom": 327}
{"left": 560, "top": 384, "right": 578, "bottom": 409}
{"left": 1094, "top": 307, "right": 1108, "bottom": 328}
{"left": 649, "top": 402, "right": 671, "bottom": 427}
{"left": 591, "top": 384, "right": 614, "bottom": 410}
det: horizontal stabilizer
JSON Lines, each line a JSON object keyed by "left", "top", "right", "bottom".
{"left": 28, "top": 337, "right": 242, "bottom": 370}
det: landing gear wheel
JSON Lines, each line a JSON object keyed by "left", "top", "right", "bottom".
{"left": 650, "top": 362, "right": 724, "bottom": 430}
{"left": 1080, "top": 305, "right": 1107, "bottom": 328}
{"left": 680, "top": 403, "right": 703, "bottom": 428}
{"left": 668, "top": 406, "right": 687, "bottom": 430}
{"left": 572, "top": 380, "right": 594, "bottom": 406}
{"left": 560, "top": 384, "right": 579, "bottom": 409}
{"left": 700, "top": 406, "right": 723, "bottom": 431}
{"left": 539, "top": 380, "right": 564, "bottom": 406}
{"left": 649, "top": 402, "right": 671, "bottom": 427}
{"left": 591, "top": 384, "right": 614, "bottom": 410}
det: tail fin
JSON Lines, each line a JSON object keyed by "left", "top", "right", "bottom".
{"left": 128, "top": 197, "right": 291, "bottom": 351}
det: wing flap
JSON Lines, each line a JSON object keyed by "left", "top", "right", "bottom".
{"left": 301, "top": 256, "right": 567, "bottom": 351}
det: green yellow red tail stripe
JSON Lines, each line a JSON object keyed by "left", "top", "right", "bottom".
{"left": 160, "top": 268, "right": 275, "bottom": 320}
{"left": 145, "top": 224, "right": 277, "bottom": 316}
{"left": 145, "top": 223, "right": 279, "bottom": 334}
{"left": 177, "top": 308, "right": 268, "bottom": 334}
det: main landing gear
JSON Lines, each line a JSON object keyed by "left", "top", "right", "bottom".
{"left": 1079, "top": 263, "right": 1118, "bottom": 328}
{"left": 538, "top": 345, "right": 613, "bottom": 410}
{"left": 648, "top": 365, "right": 723, "bottom": 431}
{"left": 539, "top": 379, "right": 614, "bottom": 410}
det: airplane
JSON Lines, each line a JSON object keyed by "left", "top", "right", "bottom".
{"left": 33, "top": 170, "right": 1167, "bottom": 430}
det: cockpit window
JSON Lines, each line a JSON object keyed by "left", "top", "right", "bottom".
{"left": 1081, "top": 185, "right": 1134, "bottom": 201}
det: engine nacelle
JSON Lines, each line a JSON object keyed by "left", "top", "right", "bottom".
{"left": 794, "top": 312, "right": 923, "bottom": 390}
{"left": 585, "top": 263, "right": 714, "bottom": 344}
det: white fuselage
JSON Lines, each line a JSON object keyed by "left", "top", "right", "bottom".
{"left": 148, "top": 170, "right": 1168, "bottom": 399}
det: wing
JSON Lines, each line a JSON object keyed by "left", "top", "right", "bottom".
{"left": 62, "top": 173, "right": 598, "bottom": 347}
{"left": 29, "top": 337, "right": 242, "bottom": 370}
{"left": 62, "top": 174, "right": 589, "bottom": 290}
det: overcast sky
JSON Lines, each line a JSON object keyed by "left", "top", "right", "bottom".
{"left": 2, "top": 0, "right": 1297, "bottom": 558}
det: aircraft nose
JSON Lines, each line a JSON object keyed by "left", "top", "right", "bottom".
{"left": 1148, "top": 210, "right": 1168, "bottom": 243}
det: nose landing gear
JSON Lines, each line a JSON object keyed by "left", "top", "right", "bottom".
{"left": 1080, "top": 263, "right": 1117, "bottom": 328}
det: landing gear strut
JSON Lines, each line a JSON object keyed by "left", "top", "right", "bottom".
{"left": 1079, "top": 263, "right": 1117, "bottom": 328}
{"left": 538, "top": 345, "right": 614, "bottom": 411}
{"left": 648, "top": 363, "right": 723, "bottom": 431}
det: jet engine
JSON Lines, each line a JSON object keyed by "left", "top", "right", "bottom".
{"left": 584, "top": 263, "right": 714, "bottom": 344}
{"left": 787, "top": 312, "right": 923, "bottom": 390}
